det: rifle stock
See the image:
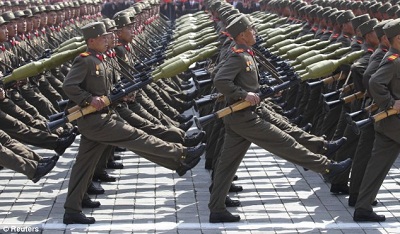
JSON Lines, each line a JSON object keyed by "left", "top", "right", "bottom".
{"left": 351, "top": 108, "right": 399, "bottom": 135}
{"left": 194, "top": 78, "right": 300, "bottom": 129}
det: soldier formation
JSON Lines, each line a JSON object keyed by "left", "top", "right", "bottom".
{"left": 0, "top": 0, "right": 399, "bottom": 227}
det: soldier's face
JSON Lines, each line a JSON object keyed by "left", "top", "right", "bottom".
{"left": 40, "top": 13, "right": 47, "bottom": 26}
{"left": 6, "top": 21, "right": 16, "bottom": 37}
{"left": 241, "top": 26, "right": 256, "bottom": 46}
{"left": 119, "top": 25, "right": 134, "bottom": 43}
{"left": 16, "top": 18, "right": 26, "bottom": 34}
{"left": 32, "top": 15, "right": 40, "bottom": 28}
{"left": 0, "top": 25, "right": 8, "bottom": 42}
{"left": 26, "top": 18, "right": 33, "bottom": 32}
{"left": 47, "top": 11, "right": 57, "bottom": 25}
{"left": 367, "top": 31, "right": 380, "bottom": 48}
{"left": 106, "top": 32, "right": 117, "bottom": 48}
{"left": 91, "top": 35, "right": 109, "bottom": 53}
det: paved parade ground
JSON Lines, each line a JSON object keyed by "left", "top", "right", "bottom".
{"left": 1, "top": 105, "right": 400, "bottom": 234}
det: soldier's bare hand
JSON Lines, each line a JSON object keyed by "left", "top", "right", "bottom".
{"left": 393, "top": 100, "right": 400, "bottom": 112}
{"left": 245, "top": 92, "right": 260, "bottom": 106}
{"left": 90, "top": 96, "right": 106, "bottom": 111}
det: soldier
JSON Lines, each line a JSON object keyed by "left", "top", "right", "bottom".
{"left": 353, "top": 18, "right": 400, "bottom": 222}
{"left": 0, "top": 129, "right": 58, "bottom": 183}
{"left": 113, "top": 13, "right": 193, "bottom": 130}
{"left": 208, "top": 14, "right": 352, "bottom": 223}
{"left": 62, "top": 22, "right": 205, "bottom": 224}
{"left": 336, "top": 10, "right": 355, "bottom": 48}
{"left": 348, "top": 19, "right": 391, "bottom": 207}
{"left": 330, "top": 19, "right": 379, "bottom": 195}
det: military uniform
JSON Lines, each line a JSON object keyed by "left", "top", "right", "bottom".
{"left": 63, "top": 22, "right": 203, "bottom": 221}
{"left": 354, "top": 21, "right": 400, "bottom": 221}
{"left": 349, "top": 39, "right": 389, "bottom": 202}
{"left": 208, "top": 15, "right": 350, "bottom": 222}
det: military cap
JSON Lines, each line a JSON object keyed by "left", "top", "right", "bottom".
{"left": 3, "top": 1, "right": 11, "bottom": 7}
{"left": 45, "top": 5, "right": 56, "bottom": 12}
{"left": 309, "top": 6, "right": 323, "bottom": 18}
{"left": 369, "top": 2, "right": 382, "bottom": 13}
{"left": 220, "top": 8, "right": 238, "bottom": 21}
{"left": 226, "top": 13, "right": 241, "bottom": 26}
{"left": 387, "top": 5, "right": 399, "bottom": 17}
{"left": 2, "top": 11, "right": 15, "bottom": 21}
{"left": 294, "top": 2, "right": 306, "bottom": 12}
{"left": 210, "top": 1, "right": 222, "bottom": 11}
{"left": 358, "top": 19, "right": 378, "bottom": 37}
{"left": 337, "top": 10, "right": 355, "bottom": 24}
{"left": 13, "top": 10, "right": 27, "bottom": 18}
{"left": 338, "top": 1, "right": 348, "bottom": 10}
{"left": 78, "top": 0, "right": 87, "bottom": 5}
{"left": 101, "top": 19, "right": 117, "bottom": 32}
{"left": 316, "top": 7, "right": 331, "bottom": 19}
{"left": 18, "top": 0, "right": 28, "bottom": 6}
{"left": 23, "top": 9, "right": 33, "bottom": 18}
{"left": 72, "top": 1, "right": 80, "bottom": 8}
{"left": 328, "top": 10, "right": 343, "bottom": 23}
{"left": 113, "top": 13, "right": 134, "bottom": 29}
{"left": 226, "top": 14, "right": 254, "bottom": 39}
{"left": 298, "top": 5, "right": 307, "bottom": 16}
{"left": 81, "top": 22, "right": 110, "bottom": 41}
{"left": 0, "top": 16, "right": 9, "bottom": 26}
{"left": 351, "top": 14, "right": 370, "bottom": 32}
{"left": 323, "top": 9, "right": 337, "bottom": 21}
{"left": 133, "top": 3, "right": 142, "bottom": 13}
{"left": 53, "top": 5, "right": 62, "bottom": 11}
{"left": 378, "top": 2, "right": 391, "bottom": 14}
{"left": 38, "top": 6, "right": 46, "bottom": 13}
{"left": 383, "top": 18, "right": 400, "bottom": 39}
{"left": 374, "top": 19, "right": 391, "bottom": 38}
{"left": 30, "top": 6, "right": 41, "bottom": 15}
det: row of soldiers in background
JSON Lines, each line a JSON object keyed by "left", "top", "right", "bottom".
{"left": 160, "top": 0, "right": 261, "bottom": 20}
{"left": 198, "top": 0, "right": 400, "bottom": 223}
{"left": 0, "top": 0, "right": 106, "bottom": 183}
{"left": 0, "top": 0, "right": 210, "bottom": 224}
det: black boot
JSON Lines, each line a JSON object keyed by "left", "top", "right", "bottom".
{"left": 183, "top": 131, "right": 206, "bottom": 147}
{"left": 322, "top": 158, "right": 352, "bottom": 183}
{"left": 63, "top": 212, "right": 95, "bottom": 224}
{"left": 176, "top": 143, "right": 206, "bottom": 176}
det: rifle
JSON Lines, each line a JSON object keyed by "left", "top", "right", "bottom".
{"left": 194, "top": 75, "right": 300, "bottom": 129}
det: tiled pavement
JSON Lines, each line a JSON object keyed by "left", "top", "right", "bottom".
{"left": 1, "top": 110, "right": 400, "bottom": 234}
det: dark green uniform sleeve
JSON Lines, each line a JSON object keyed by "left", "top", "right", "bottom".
{"left": 63, "top": 56, "right": 92, "bottom": 107}
{"left": 214, "top": 53, "right": 248, "bottom": 102}
{"left": 369, "top": 60, "right": 397, "bottom": 110}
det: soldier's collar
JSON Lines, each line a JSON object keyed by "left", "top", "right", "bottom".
{"left": 389, "top": 47, "right": 400, "bottom": 55}
{"left": 380, "top": 44, "right": 389, "bottom": 52}
{"left": 87, "top": 48, "right": 105, "bottom": 61}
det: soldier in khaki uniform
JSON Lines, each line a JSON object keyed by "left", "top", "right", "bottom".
{"left": 62, "top": 22, "right": 205, "bottom": 225}
{"left": 208, "top": 14, "right": 353, "bottom": 223}
{"left": 0, "top": 129, "right": 58, "bottom": 183}
{"left": 353, "top": 19, "right": 400, "bottom": 222}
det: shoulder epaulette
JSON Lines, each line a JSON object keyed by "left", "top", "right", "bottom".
{"left": 80, "top": 52, "right": 91, "bottom": 57}
{"left": 231, "top": 47, "right": 244, "bottom": 53}
{"left": 367, "top": 48, "right": 374, "bottom": 53}
{"left": 332, "top": 33, "right": 339, "bottom": 39}
{"left": 388, "top": 54, "right": 399, "bottom": 61}
{"left": 343, "top": 34, "right": 349, "bottom": 38}
{"left": 357, "top": 40, "right": 363, "bottom": 44}
{"left": 383, "top": 48, "right": 388, "bottom": 52}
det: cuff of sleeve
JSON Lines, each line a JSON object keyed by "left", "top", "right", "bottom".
{"left": 237, "top": 91, "right": 248, "bottom": 100}
{"left": 80, "top": 96, "right": 92, "bottom": 107}
{"left": 388, "top": 99, "right": 396, "bottom": 110}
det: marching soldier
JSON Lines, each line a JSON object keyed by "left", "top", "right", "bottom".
{"left": 62, "top": 22, "right": 205, "bottom": 224}
{"left": 0, "top": 129, "right": 58, "bottom": 183}
{"left": 353, "top": 18, "right": 400, "bottom": 222}
{"left": 208, "top": 14, "right": 352, "bottom": 223}
{"left": 348, "top": 19, "right": 392, "bottom": 207}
